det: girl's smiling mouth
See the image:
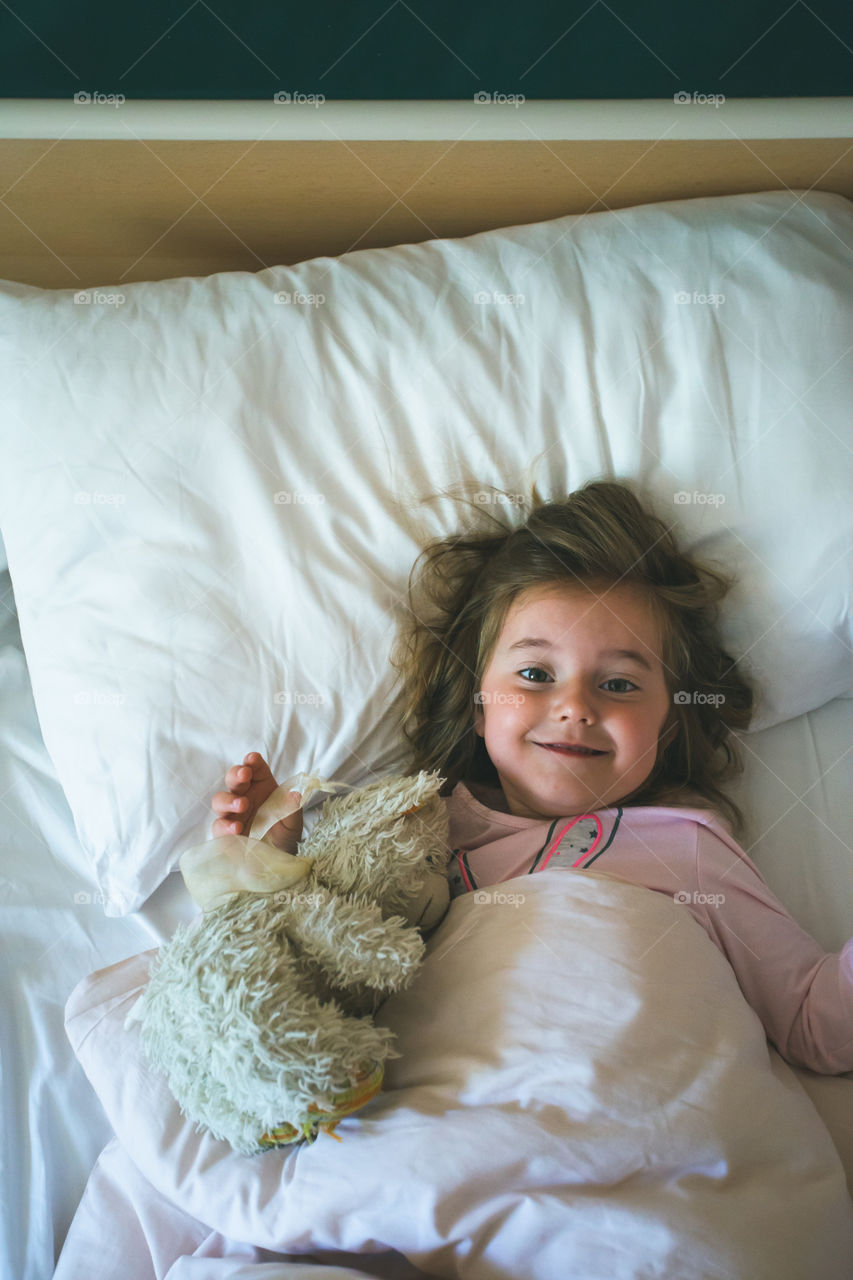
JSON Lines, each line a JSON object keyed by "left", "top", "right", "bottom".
{"left": 536, "top": 742, "right": 607, "bottom": 757}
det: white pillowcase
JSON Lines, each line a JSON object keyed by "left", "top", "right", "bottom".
{"left": 0, "top": 189, "right": 851, "bottom": 913}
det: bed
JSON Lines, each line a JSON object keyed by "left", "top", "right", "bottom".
{"left": 2, "top": 97, "right": 853, "bottom": 1280}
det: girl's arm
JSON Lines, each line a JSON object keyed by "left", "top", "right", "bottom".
{"left": 694, "top": 825, "right": 853, "bottom": 1075}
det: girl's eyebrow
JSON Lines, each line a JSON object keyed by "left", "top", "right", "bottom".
{"left": 507, "top": 637, "right": 654, "bottom": 673}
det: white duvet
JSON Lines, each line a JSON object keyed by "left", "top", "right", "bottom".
{"left": 62, "top": 868, "right": 853, "bottom": 1279}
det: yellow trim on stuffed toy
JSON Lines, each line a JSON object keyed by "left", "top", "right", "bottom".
{"left": 258, "top": 1060, "right": 385, "bottom": 1149}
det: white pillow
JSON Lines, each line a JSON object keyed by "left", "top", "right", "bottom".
{"left": 1, "top": 189, "right": 851, "bottom": 913}
{"left": 65, "top": 872, "right": 853, "bottom": 1277}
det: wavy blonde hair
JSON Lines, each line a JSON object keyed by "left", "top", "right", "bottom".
{"left": 389, "top": 478, "right": 754, "bottom": 839}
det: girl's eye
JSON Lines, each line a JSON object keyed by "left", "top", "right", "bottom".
{"left": 517, "top": 667, "right": 551, "bottom": 683}
{"left": 602, "top": 677, "right": 638, "bottom": 693}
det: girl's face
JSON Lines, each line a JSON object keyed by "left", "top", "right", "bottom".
{"left": 473, "top": 581, "right": 676, "bottom": 820}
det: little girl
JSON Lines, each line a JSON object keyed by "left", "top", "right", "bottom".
{"left": 212, "top": 479, "right": 853, "bottom": 1076}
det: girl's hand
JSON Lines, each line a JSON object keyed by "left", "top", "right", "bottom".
{"left": 211, "top": 752, "right": 303, "bottom": 854}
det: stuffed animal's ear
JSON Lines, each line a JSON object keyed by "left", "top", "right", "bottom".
{"left": 179, "top": 835, "right": 312, "bottom": 910}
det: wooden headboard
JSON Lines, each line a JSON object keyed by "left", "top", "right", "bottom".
{"left": 1, "top": 98, "right": 851, "bottom": 289}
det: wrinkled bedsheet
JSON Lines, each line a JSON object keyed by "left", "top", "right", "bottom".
{"left": 58, "top": 870, "right": 853, "bottom": 1279}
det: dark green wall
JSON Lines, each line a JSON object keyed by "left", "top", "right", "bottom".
{"left": 1, "top": 1, "right": 851, "bottom": 99}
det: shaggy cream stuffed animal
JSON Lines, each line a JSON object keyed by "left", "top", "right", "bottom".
{"left": 131, "top": 769, "right": 450, "bottom": 1154}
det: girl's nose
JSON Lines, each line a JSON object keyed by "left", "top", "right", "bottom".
{"left": 549, "top": 682, "right": 596, "bottom": 724}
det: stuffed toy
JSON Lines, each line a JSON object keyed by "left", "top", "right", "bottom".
{"left": 129, "top": 768, "right": 450, "bottom": 1155}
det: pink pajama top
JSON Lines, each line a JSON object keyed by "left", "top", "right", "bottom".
{"left": 445, "top": 780, "right": 853, "bottom": 1075}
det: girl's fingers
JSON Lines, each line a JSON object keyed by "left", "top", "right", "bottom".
{"left": 215, "top": 756, "right": 275, "bottom": 834}
{"left": 228, "top": 756, "right": 269, "bottom": 789}
{"left": 245, "top": 753, "right": 276, "bottom": 782}
{"left": 212, "top": 817, "right": 242, "bottom": 836}
{"left": 212, "top": 791, "right": 248, "bottom": 814}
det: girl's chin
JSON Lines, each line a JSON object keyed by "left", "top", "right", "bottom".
{"left": 507, "top": 785, "right": 604, "bottom": 820}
